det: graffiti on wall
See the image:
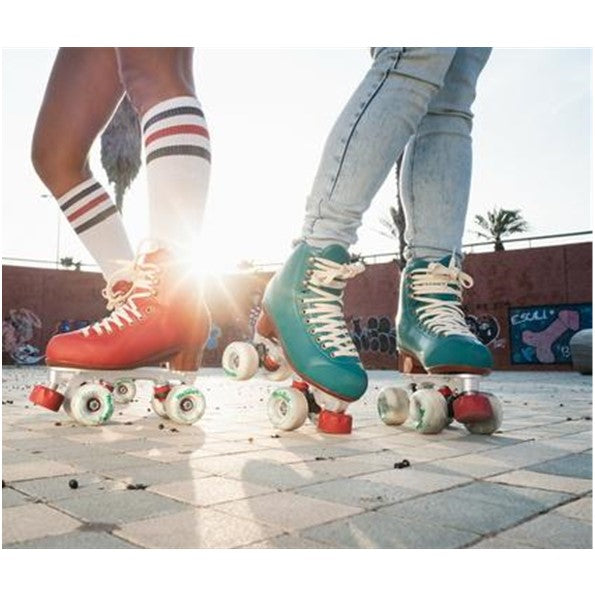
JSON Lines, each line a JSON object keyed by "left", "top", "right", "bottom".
{"left": 465, "top": 313, "right": 506, "bottom": 349}
{"left": 54, "top": 319, "right": 91, "bottom": 334}
{"left": 509, "top": 303, "right": 592, "bottom": 365}
{"left": 351, "top": 316, "right": 397, "bottom": 355}
{"left": 2, "top": 308, "right": 45, "bottom": 365}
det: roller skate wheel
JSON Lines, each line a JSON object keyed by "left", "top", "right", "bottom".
{"left": 453, "top": 392, "right": 494, "bottom": 424}
{"left": 262, "top": 357, "right": 293, "bottom": 382}
{"left": 409, "top": 388, "right": 448, "bottom": 434}
{"left": 318, "top": 409, "right": 352, "bottom": 434}
{"left": 68, "top": 383, "right": 114, "bottom": 426}
{"left": 164, "top": 385, "right": 206, "bottom": 425}
{"left": 29, "top": 385, "right": 64, "bottom": 412}
{"left": 150, "top": 396, "right": 168, "bottom": 419}
{"left": 113, "top": 379, "right": 136, "bottom": 404}
{"left": 267, "top": 387, "right": 308, "bottom": 431}
{"left": 377, "top": 387, "right": 410, "bottom": 426}
{"left": 464, "top": 393, "right": 503, "bottom": 435}
{"left": 222, "top": 342, "right": 259, "bottom": 380}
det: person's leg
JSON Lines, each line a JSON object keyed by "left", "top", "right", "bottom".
{"left": 116, "top": 48, "right": 210, "bottom": 257}
{"left": 400, "top": 47, "right": 492, "bottom": 261}
{"left": 32, "top": 48, "right": 133, "bottom": 279}
{"left": 257, "top": 49, "right": 457, "bottom": 415}
{"left": 396, "top": 48, "right": 494, "bottom": 380}
{"left": 301, "top": 47, "right": 456, "bottom": 249}
{"left": 45, "top": 48, "right": 211, "bottom": 375}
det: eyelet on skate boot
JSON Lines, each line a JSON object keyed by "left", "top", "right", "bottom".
{"left": 318, "top": 409, "right": 352, "bottom": 434}
{"left": 29, "top": 385, "right": 65, "bottom": 412}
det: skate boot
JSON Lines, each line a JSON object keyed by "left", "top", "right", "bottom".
{"left": 377, "top": 255, "right": 502, "bottom": 435}
{"left": 29, "top": 243, "right": 211, "bottom": 426}
{"left": 222, "top": 242, "right": 367, "bottom": 434}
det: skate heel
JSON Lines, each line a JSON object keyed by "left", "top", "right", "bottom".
{"left": 398, "top": 350, "right": 426, "bottom": 374}
{"left": 168, "top": 347, "right": 204, "bottom": 372}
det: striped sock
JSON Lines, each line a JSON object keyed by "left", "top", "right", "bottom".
{"left": 56, "top": 177, "right": 133, "bottom": 278}
{"left": 141, "top": 96, "right": 211, "bottom": 254}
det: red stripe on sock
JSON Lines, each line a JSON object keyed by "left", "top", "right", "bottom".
{"left": 67, "top": 194, "right": 110, "bottom": 222}
{"left": 144, "top": 124, "right": 209, "bottom": 146}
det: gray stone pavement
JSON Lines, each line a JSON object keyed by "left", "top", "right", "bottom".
{"left": 2, "top": 366, "right": 592, "bottom": 548}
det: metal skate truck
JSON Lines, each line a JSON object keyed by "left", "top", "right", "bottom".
{"left": 376, "top": 255, "right": 503, "bottom": 435}
{"left": 223, "top": 243, "right": 368, "bottom": 435}
{"left": 29, "top": 245, "right": 210, "bottom": 426}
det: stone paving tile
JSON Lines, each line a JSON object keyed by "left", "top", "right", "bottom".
{"left": 58, "top": 452, "right": 155, "bottom": 473}
{"left": 3, "top": 503, "right": 81, "bottom": 545}
{"left": 242, "top": 533, "right": 332, "bottom": 548}
{"left": 430, "top": 453, "right": 515, "bottom": 478}
{"left": 7, "top": 530, "right": 136, "bottom": 548}
{"left": 288, "top": 455, "right": 389, "bottom": 478}
{"left": 2, "top": 487, "right": 34, "bottom": 508}
{"left": 213, "top": 491, "right": 363, "bottom": 531}
{"left": 2, "top": 449, "right": 42, "bottom": 464}
{"left": 115, "top": 508, "right": 283, "bottom": 548}
{"left": 53, "top": 488, "right": 190, "bottom": 525}
{"left": 379, "top": 483, "right": 572, "bottom": 535}
{"left": 443, "top": 480, "right": 575, "bottom": 510}
{"left": 486, "top": 470, "right": 592, "bottom": 495}
{"left": 476, "top": 441, "right": 573, "bottom": 468}
{"left": 494, "top": 512, "right": 592, "bottom": 548}
{"left": 470, "top": 536, "right": 538, "bottom": 548}
{"left": 11, "top": 473, "right": 126, "bottom": 502}
{"left": 358, "top": 464, "right": 472, "bottom": 494}
{"left": 527, "top": 452, "right": 592, "bottom": 479}
{"left": 3, "top": 459, "right": 81, "bottom": 482}
{"left": 149, "top": 476, "right": 274, "bottom": 506}
{"left": 302, "top": 511, "right": 478, "bottom": 548}
{"left": 102, "top": 462, "right": 212, "bottom": 485}
{"left": 555, "top": 496, "right": 593, "bottom": 522}
{"left": 127, "top": 446, "right": 213, "bottom": 463}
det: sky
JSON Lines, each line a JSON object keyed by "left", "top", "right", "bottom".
{"left": 1, "top": 48, "right": 592, "bottom": 272}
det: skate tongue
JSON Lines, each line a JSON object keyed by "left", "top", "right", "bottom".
{"left": 317, "top": 244, "right": 351, "bottom": 265}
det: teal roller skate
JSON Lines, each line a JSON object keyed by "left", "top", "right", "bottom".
{"left": 222, "top": 243, "right": 367, "bottom": 434}
{"left": 377, "top": 254, "right": 502, "bottom": 435}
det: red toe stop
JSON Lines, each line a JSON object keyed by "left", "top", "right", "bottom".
{"left": 452, "top": 392, "right": 493, "bottom": 424}
{"left": 29, "top": 385, "right": 64, "bottom": 412}
{"left": 318, "top": 410, "right": 353, "bottom": 434}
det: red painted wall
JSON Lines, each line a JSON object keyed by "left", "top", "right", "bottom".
{"left": 2, "top": 242, "right": 592, "bottom": 370}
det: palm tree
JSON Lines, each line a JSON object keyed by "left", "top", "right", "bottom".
{"left": 100, "top": 96, "right": 142, "bottom": 212}
{"left": 474, "top": 207, "right": 529, "bottom": 251}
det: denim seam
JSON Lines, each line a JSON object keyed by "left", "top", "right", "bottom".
{"left": 309, "top": 51, "right": 403, "bottom": 239}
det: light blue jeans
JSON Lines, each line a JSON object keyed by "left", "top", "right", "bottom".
{"left": 300, "top": 47, "right": 492, "bottom": 261}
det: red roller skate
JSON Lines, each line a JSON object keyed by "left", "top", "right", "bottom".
{"left": 29, "top": 242, "right": 211, "bottom": 426}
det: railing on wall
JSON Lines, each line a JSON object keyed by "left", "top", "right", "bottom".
{"left": 2, "top": 230, "right": 592, "bottom": 272}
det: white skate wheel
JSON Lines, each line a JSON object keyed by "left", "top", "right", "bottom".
{"left": 262, "top": 357, "right": 293, "bottom": 382}
{"left": 409, "top": 388, "right": 448, "bottom": 434}
{"left": 377, "top": 387, "right": 410, "bottom": 426}
{"left": 164, "top": 385, "right": 206, "bottom": 425}
{"left": 68, "top": 383, "right": 115, "bottom": 426}
{"left": 267, "top": 387, "right": 308, "bottom": 431}
{"left": 465, "top": 393, "right": 503, "bottom": 435}
{"left": 151, "top": 396, "right": 168, "bottom": 419}
{"left": 222, "top": 342, "right": 259, "bottom": 380}
{"left": 113, "top": 379, "right": 136, "bottom": 404}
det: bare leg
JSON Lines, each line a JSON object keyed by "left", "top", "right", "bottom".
{"left": 32, "top": 48, "right": 124, "bottom": 196}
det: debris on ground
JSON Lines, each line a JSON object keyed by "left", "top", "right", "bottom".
{"left": 54, "top": 421, "right": 62, "bottom": 426}
{"left": 126, "top": 483, "right": 148, "bottom": 490}
{"left": 158, "top": 423, "right": 165, "bottom": 430}
{"left": 170, "top": 428, "right": 179, "bottom": 433}
{"left": 68, "top": 479, "right": 78, "bottom": 489}
{"left": 394, "top": 459, "right": 411, "bottom": 469}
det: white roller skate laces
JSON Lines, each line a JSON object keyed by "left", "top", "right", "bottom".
{"left": 409, "top": 259, "right": 475, "bottom": 338}
{"left": 302, "top": 257, "right": 365, "bottom": 358}
{"left": 84, "top": 254, "right": 160, "bottom": 337}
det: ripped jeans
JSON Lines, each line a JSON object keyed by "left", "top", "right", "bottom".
{"left": 300, "top": 47, "right": 492, "bottom": 260}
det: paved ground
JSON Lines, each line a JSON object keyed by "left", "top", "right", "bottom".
{"left": 2, "top": 366, "right": 592, "bottom": 548}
